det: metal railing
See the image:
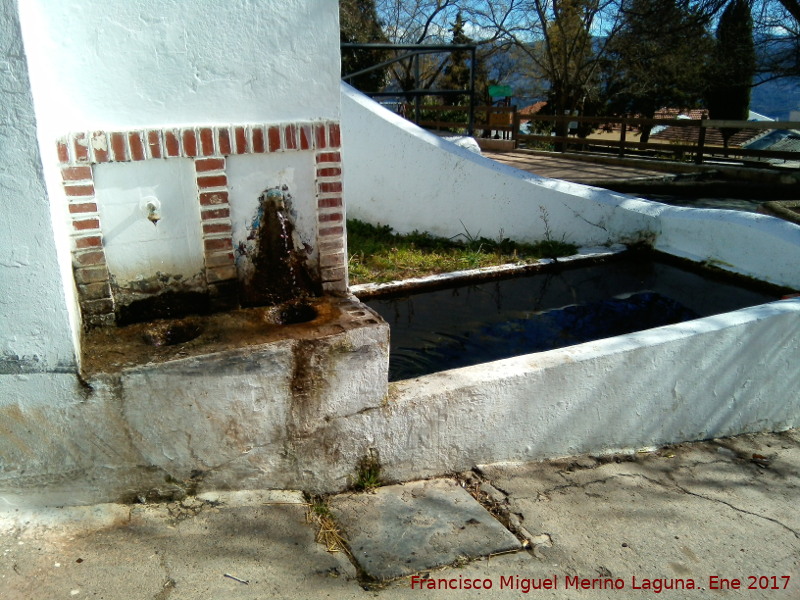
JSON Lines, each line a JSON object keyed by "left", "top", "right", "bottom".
{"left": 405, "top": 103, "right": 517, "bottom": 140}
{"left": 342, "top": 43, "right": 478, "bottom": 135}
{"left": 519, "top": 114, "right": 800, "bottom": 164}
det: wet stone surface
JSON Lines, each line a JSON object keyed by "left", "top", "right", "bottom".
{"left": 238, "top": 186, "right": 321, "bottom": 307}
{"left": 81, "top": 296, "right": 382, "bottom": 376}
{"left": 328, "top": 479, "right": 521, "bottom": 582}
{"left": 141, "top": 317, "right": 205, "bottom": 347}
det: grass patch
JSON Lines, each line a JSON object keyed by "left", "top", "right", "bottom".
{"left": 352, "top": 449, "right": 383, "bottom": 492}
{"left": 347, "top": 219, "right": 577, "bottom": 285}
{"left": 305, "top": 494, "right": 349, "bottom": 554}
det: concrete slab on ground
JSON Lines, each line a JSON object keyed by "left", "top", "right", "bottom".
{"left": 1, "top": 431, "right": 799, "bottom": 599}
{"left": 328, "top": 479, "right": 521, "bottom": 581}
{"left": 477, "top": 429, "right": 800, "bottom": 598}
{"left": 0, "top": 490, "right": 357, "bottom": 600}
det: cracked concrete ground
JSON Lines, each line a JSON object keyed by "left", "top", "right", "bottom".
{"left": 1, "top": 430, "right": 798, "bottom": 599}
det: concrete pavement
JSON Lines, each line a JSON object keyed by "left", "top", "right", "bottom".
{"left": 2, "top": 429, "right": 798, "bottom": 599}
{"left": 482, "top": 150, "right": 673, "bottom": 185}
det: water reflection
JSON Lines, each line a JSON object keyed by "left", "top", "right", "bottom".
{"left": 367, "top": 256, "right": 779, "bottom": 381}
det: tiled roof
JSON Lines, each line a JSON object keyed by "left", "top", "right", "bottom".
{"left": 519, "top": 102, "right": 547, "bottom": 116}
{"left": 766, "top": 134, "right": 800, "bottom": 153}
{"left": 654, "top": 107, "right": 707, "bottom": 120}
{"left": 650, "top": 107, "right": 767, "bottom": 148}
{"left": 651, "top": 125, "right": 762, "bottom": 147}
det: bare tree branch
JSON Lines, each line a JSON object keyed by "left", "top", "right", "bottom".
{"left": 778, "top": 0, "right": 800, "bottom": 22}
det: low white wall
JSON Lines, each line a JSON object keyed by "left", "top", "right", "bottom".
{"left": 654, "top": 205, "right": 800, "bottom": 288}
{"left": 351, "top": 298, "right": 800, "bottom": 483}
{"left": 4, "top": 297, "right": 798, "bottom": 507}
{"left": 341, "top": 84, "right": 800, "bottom": 289}
{"left": 341, "top": 84, "right": 653, "bottom": 247}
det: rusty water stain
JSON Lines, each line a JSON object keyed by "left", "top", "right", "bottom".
{"left": 238, "top": 186, "right": 321, "bottom": 307}
{"left": 141, "top": 318, "right": 205, "bottom": 347}
{"left": 0, "top": 404, "right": 40, "bottom": 456}
{"left": 80, "top": 296, "right": 379, "bottom": 377}
{"left": 117, "top": 290, "right": 211, "bottom": 326}
{"left": 288, "top": 338, "right": 329, "bottom": 437}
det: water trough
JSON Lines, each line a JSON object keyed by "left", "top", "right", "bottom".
{"left": 356, "top": 249, "right": 791, "bottom": 381}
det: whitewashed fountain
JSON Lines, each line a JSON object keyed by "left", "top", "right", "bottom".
{"left": 1, "top": 0, "right": 798, "bottom": 509}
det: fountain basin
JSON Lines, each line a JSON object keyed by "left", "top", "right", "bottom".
{"left": 358, "top": 250, "right": 790, "bottom": 381}
{"left": 73, "top": 295, "right": 390, "bottom": 496}
{"left": 269, "top": 300, "right": 318, "bottom": 326}
{"left": 81, "top": 296, "right": 376, "bottom": 376}
{"left": 5, "top": 253, "right": 799, "bottom": 506}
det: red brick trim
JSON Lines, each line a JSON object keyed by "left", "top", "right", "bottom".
{"left": 234, "top": 126, "right": 248, "bottom": 154}
{"left": 58, "top": 119, "right": 347, "bottom": 324}
{"left": 252, "top": 126, "right": 266, "bottom": 153}
{"left": 217, "top": 127, "right": 232, "bottom": 155}
{"left": 268, "top": 126, "right": 281, "bottom": 152}
{"left": 195, "top": 158, "right": 226, "bottom": 172}
{"left": 199, "top": 128, "right": 215, "bottom": 156}
{"left": 284, "top": 124, "right": 298, "bottom": 150}
{"left": 192, "top": 157, "right": 235, "bottom": 293}
{"left": 110, "top": 132, "right": 127, "bottom": 161}
{"left": 314, "top": 143, "right": 346, "bottom": 293}
{"left": 316, "top": 151, "right": 341, "bottom": 163}
{"left": 129, "top": 132, "right": 145, "bottom": 161}
{"left": 318, "top": 196, "right": 342, "bottom": 209}
{"left": 165, "top": 130, "right": 181, "bottom": 157}
{"left": 147, "top": 130, "right": 162, "bottom": 159}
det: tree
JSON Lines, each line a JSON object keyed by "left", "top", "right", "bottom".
{"left": 538, "top": 0, "right": 600, "bottom": 117}
{"left": 470, "top": 0, "right": 627, "bottom": 118}
{"left": 340, "top": 0, "right": 391, "bottom": 92}
{"left": 374, "top": 1, "right": 533, "bottom": 98}
{"left": 705, "top": 0, "right": 756, "bottom": 147}
{"left": 374, "top": 0, "right": 462, "bottom": 94}
{"left": 752, "top": 0, "right": 800, "bottom": 80}
{"left": 441, "top": 12, "right": 473, "bottom": 105}
{"left": 376, "top": 0, "right": 462, "bottom": 44}
{"left": 605, "top": 0, "right": 714, "bottom": 141}
{"left": 777, "top": 0, "right": 800, "bottom": 20}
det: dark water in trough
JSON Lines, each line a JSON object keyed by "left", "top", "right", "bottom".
{"left": 365, "top": 254, "right": 783, "bottom": 381}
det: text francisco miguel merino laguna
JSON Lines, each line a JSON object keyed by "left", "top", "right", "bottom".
{"left": 411, "top": 574, "right": 710, "bottom": 593}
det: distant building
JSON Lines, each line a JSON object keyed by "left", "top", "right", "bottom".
{"left": 518, "top": 101, "right": 547, "bottom": 133}
{"left": 650, "top": 107, "right": 762, "bottom": 148}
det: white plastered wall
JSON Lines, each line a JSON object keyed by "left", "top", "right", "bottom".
{"left": 16, "top": 0, "right": 341, "bottom": 337}
{"left": 0, "top": 1, "right": 76, "bottom": 373}
{"left": 3, "top": 0, "right": 799, "bottom": 509}
{"left": 1, "top": 0, "right": 349, "bottom": 507}
{"left": 94, "top": 159, "right": 205, "bottom": 291}
{"left": 18, "top": 0, "right": 340, "bottom": 131}
{"left": 341, "top": 84, "right": 653, "bottom": 246}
